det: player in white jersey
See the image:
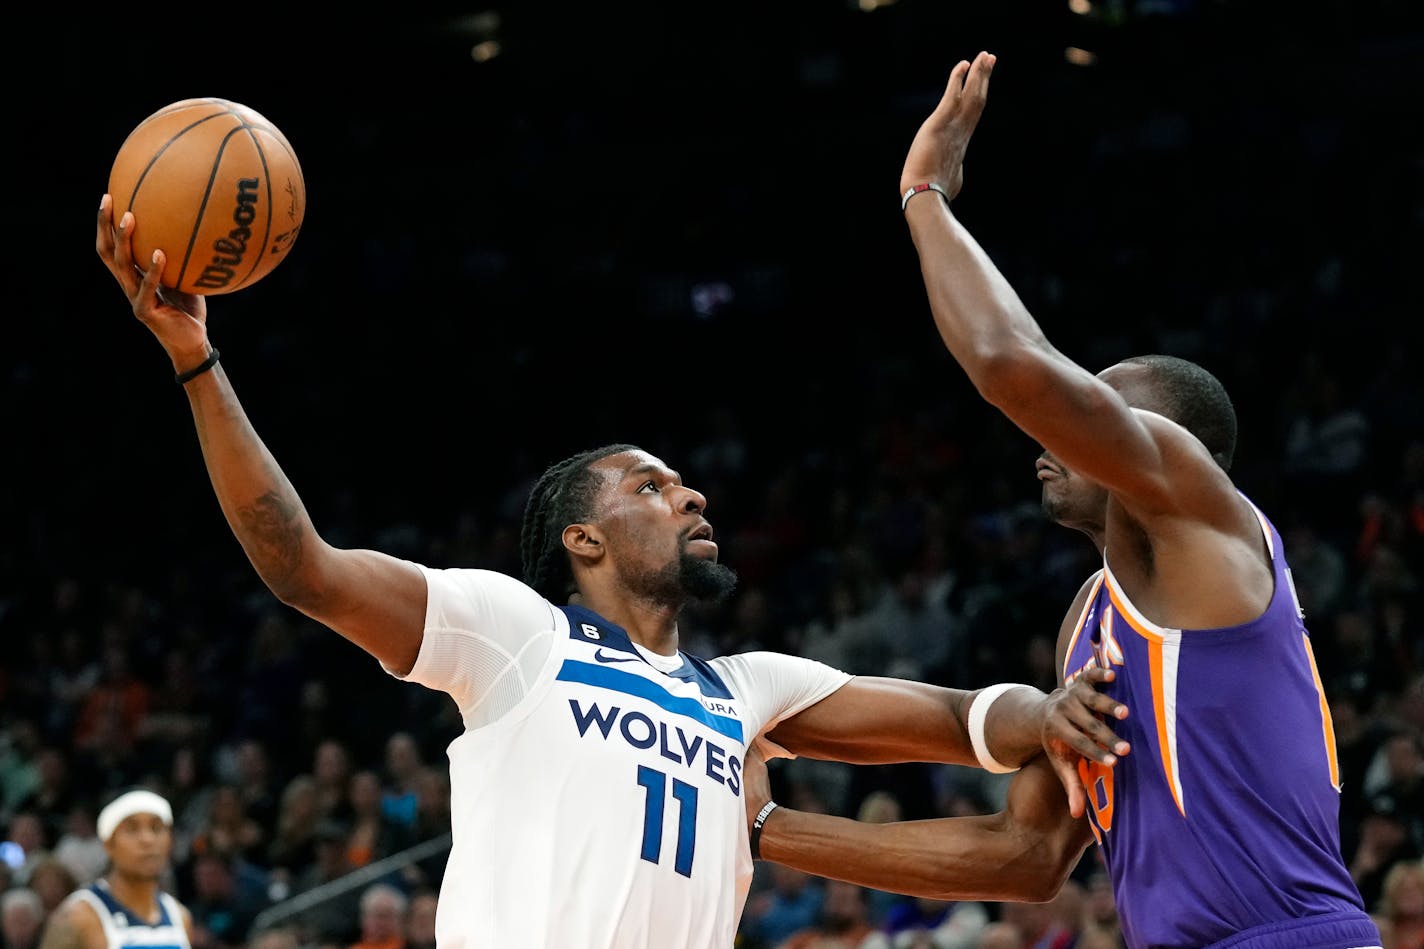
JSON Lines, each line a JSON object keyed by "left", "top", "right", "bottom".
{"left": 94, "top": 198, "right": 1126, "bottom": 949}
{"left": 40, "top": 790, "right": 194, "bottom": 949}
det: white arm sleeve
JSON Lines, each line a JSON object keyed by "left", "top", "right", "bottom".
{"left": 386, "top": 565, "right": 561, "bottom": 727}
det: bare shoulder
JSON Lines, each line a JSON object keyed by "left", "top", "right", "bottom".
{"left": 1054, "top": 570, "right": 1104, "bottom": 674}
{"left": 178, "top": 901, "right": 197, "bottom": 942}
{"left": 40, "top": 895, "right": 105, "bottom": 949}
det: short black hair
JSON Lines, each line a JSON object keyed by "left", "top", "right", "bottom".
{"left": 1122, "top": 354, "right": 1237, "bottom": 471}
{"left": 519, "top": 444, "right": 641, "bottom": 601}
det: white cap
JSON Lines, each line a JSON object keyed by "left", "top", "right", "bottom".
{"left": 97, "top": 790, "right": 173, "bottom": 842}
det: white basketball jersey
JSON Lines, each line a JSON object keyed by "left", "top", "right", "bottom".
{"left": 69, "top": 880, "right": 191, "bottom": 949}
{"left": 392, "top": 566, "right": 852, "bottom": 949}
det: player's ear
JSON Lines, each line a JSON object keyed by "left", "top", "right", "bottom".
{"left": 563, "top": 523, "right": 605, "bottom": 565}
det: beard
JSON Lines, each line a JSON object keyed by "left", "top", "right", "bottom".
{"left": 679, "top": 553, "right": 738, "bottom": 604}
{"left": 633, "top": 551, "right": 739, "bottom": 607}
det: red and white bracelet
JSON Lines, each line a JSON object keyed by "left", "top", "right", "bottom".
{"left": 900, "top": 181, "right": 950, "bottom": 211}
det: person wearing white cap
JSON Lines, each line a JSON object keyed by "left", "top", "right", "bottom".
{"left": 38, "top": 789, "right": 193, "bottom": 949}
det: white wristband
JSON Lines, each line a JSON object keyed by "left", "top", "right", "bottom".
{"left": 968, "top": 683, "right": 1034, "bottom": 774}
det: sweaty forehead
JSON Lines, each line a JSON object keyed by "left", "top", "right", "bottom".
{"left": 594, "top": 450, "right": 678, "bottom": 482}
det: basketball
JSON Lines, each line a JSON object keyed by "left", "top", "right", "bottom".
{"left": 108, "top": 98, "right": 305, "bottom": 295}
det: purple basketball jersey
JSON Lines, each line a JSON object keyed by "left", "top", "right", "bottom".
{"left": 1061, "top": 497, "right": 1381, "bottom": 949}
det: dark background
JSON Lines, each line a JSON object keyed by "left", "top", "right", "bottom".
{"left": 11, "top": 0, "right": 1421, "bottom": 577}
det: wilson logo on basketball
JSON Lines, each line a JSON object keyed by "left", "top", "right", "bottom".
{"left": 194, "top": 178, "right": 260, "bottom": 291}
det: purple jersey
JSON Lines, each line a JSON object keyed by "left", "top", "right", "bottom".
{"left": 1061, "top": 498, "right": 1381, "bottom": 949}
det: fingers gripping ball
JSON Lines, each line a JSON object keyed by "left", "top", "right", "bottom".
{"left": 108, "top": 98, "right": 305, "bottom": 295}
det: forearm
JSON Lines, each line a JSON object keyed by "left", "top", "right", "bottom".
{"left": 903, "top": 196, "right": 1051, "bottom": 397}
{"left": 182, "top": 363, "right": 322, "bottom": 603}
{"left": 980, "top": 685, "right": 1052, "bottom": 770}
{"left": 756, "top": 809, "right": 1062, "bottom": 903}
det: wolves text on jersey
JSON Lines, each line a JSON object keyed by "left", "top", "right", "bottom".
{"left": 569, "top": 699, "right": 744, "bottom": 796}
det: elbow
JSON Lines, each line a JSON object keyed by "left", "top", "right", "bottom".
{"left": 993, "top": 825, "right": 1087, "bottom": 904}
{"left": 1021, "top": 824, "right": 1090, "bottom": 903}
{"left": 254, "top": 538, "right": 332, "bottom": 612}
{"left": 966, "top": 340, "right": 1048, "bottom": 410}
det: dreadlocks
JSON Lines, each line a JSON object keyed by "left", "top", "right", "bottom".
{"left": 519, "top": 444, "right": 641, "bottom": 602}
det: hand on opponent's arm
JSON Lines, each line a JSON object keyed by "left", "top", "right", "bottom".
{"left": 743, "top": 742, "right": 1094, "bottom": 903}
{"left": 762, "top": 669, "right": 1126, "bottom": 815}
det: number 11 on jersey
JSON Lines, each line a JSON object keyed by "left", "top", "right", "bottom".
{"left": 638, "top": 765, "right": 699, "bottom": 877}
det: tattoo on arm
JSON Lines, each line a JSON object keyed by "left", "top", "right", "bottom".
{"left": 238, "top": 490, "right": 306, "bottom": 587}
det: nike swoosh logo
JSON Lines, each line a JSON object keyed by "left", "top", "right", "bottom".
{"left": 593, "top": 648, "right": 642, "bottom": 664}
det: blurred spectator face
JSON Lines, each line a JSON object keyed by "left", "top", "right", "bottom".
{"left": 210, "top": 786, "right": 244, "bottom": 825}
{"left": 407, "top": 893, "right": 438, "bottom": 946}
{"left": 415, "top": 769, "right": 451, "bottom": 824}
{"left": 236, "top": 740, "right": 269, "bottom": 785}
{"left": 27, "top": 857, "right": 77, "bottom": 913}
{"left": 36, "top": 749, "right": 68, "bottom": 790}
{"left": 314, "top": 741, "right": 350, "bottom": 786}
{"left": 359, "top": 886, "right": 407, "bottom": 943}
{"left": 350, "top": 771, "right": 382, "bottom": 816}
{"left": 8, "top": 813, "right": 46, "bottom": 855}
{"left": 1382, "top": 860, "right": 1424, "bottom": 919}
{"left": 977, "top": 922, "right": 1026, "bottom": 949}
{"left": 385, "top": 734, "right": 422, "bottom": 782}
{"left": 249, "top": 928, "right": 299, "bottom": 949}
{"left": 0, "top": 889, "right": 43, "bottom": 949}
{"left": 1385, "top": 733, "right": 1424, "bottom": 784}
{"left": 192, "top": 854, "right": 235, "bottom": 900}
{"left": 856, "top": 790, "right": 901, "bottom": 824}
{"left": 819, "top": 880, "right": 868, "bottom": 929}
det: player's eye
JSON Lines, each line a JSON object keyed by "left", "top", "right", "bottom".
{"left": 637, "top": 481, "right": 658, "bottom": 493}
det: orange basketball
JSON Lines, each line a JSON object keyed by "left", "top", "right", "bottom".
{"left": 108, "top": 98, "right": 305, "bottom": 295}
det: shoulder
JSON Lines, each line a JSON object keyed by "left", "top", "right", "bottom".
{"left": 422, "top": 567, "right": 554, "bottom": 627}
{"left": 708, "top": 650, "right": 853, "bottom": 712}
{"left": 40, "top": 894, "right": 105, "bottom": 949}
{"left": 710, "top": 649, "right": 850, "bottom": 684}
{"left": 175, "top": 899, "right": 196, "bottom": 937}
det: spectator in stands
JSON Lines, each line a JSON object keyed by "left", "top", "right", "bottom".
{"left": 379, "top": 735, "right": 423, "bottom": 830}
{"left": 777, "top": 880, "right": 888, "bottom": 949}
{"left": 0, "top": 887, "right": 44, "bottom": 949}
{"left": 24, "top": 854, "right": 77, "bottom": 917}
{"left": 312, "top": 740, "right": 355, "bottom": 826}
{"left": 185, "top": 851, "right": 270, "bottom": 949}
{"left": 405, "top": 890, "right": 438, "bottom": 949}
{"left": 349, "top": 883, "right": 408, "bottom": 949}
{"left": 290, "top": 820, "right": 363, "bottom": 946}
{"left": 266, "top": 776, "right": 322, "bottom": 877}
{"left": 1376, "top": 857, "right": 1424, "bottom": 949}
{"left": 344, "top": 770, "right": 416, "bottom": 871}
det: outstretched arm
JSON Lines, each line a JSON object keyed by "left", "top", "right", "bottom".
{"left": 96, "top": 196, "right": 426, "bottom": 674}
{"left": 746, "top": 745, "right": 1093, "bottom": 903}
{"left": 898, "top": 53, "right": 1214, "bottom": 516}
{"left": 765, "top": 670, "right": 1126, "bottom": 778}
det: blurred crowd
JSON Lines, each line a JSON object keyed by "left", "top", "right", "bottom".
{"left": 0, "top": 329, "right": 1420, "bottom": 948}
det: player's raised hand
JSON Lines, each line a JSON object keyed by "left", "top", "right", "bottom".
{"left": 97, "top": 194, "right": 210, "bottom": 365}
{"left": 899, "top": 51, "right": 996, "bottom": 203}
{"left": 1038, "top": 667, "right": 1131, "bottom": 819}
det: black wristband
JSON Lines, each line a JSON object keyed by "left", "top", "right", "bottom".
{"left": 175, "top": 348, "right": 220, "bottom": 385}
{"left": 750, "top": 801, "right": 779, "bottom": 860}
